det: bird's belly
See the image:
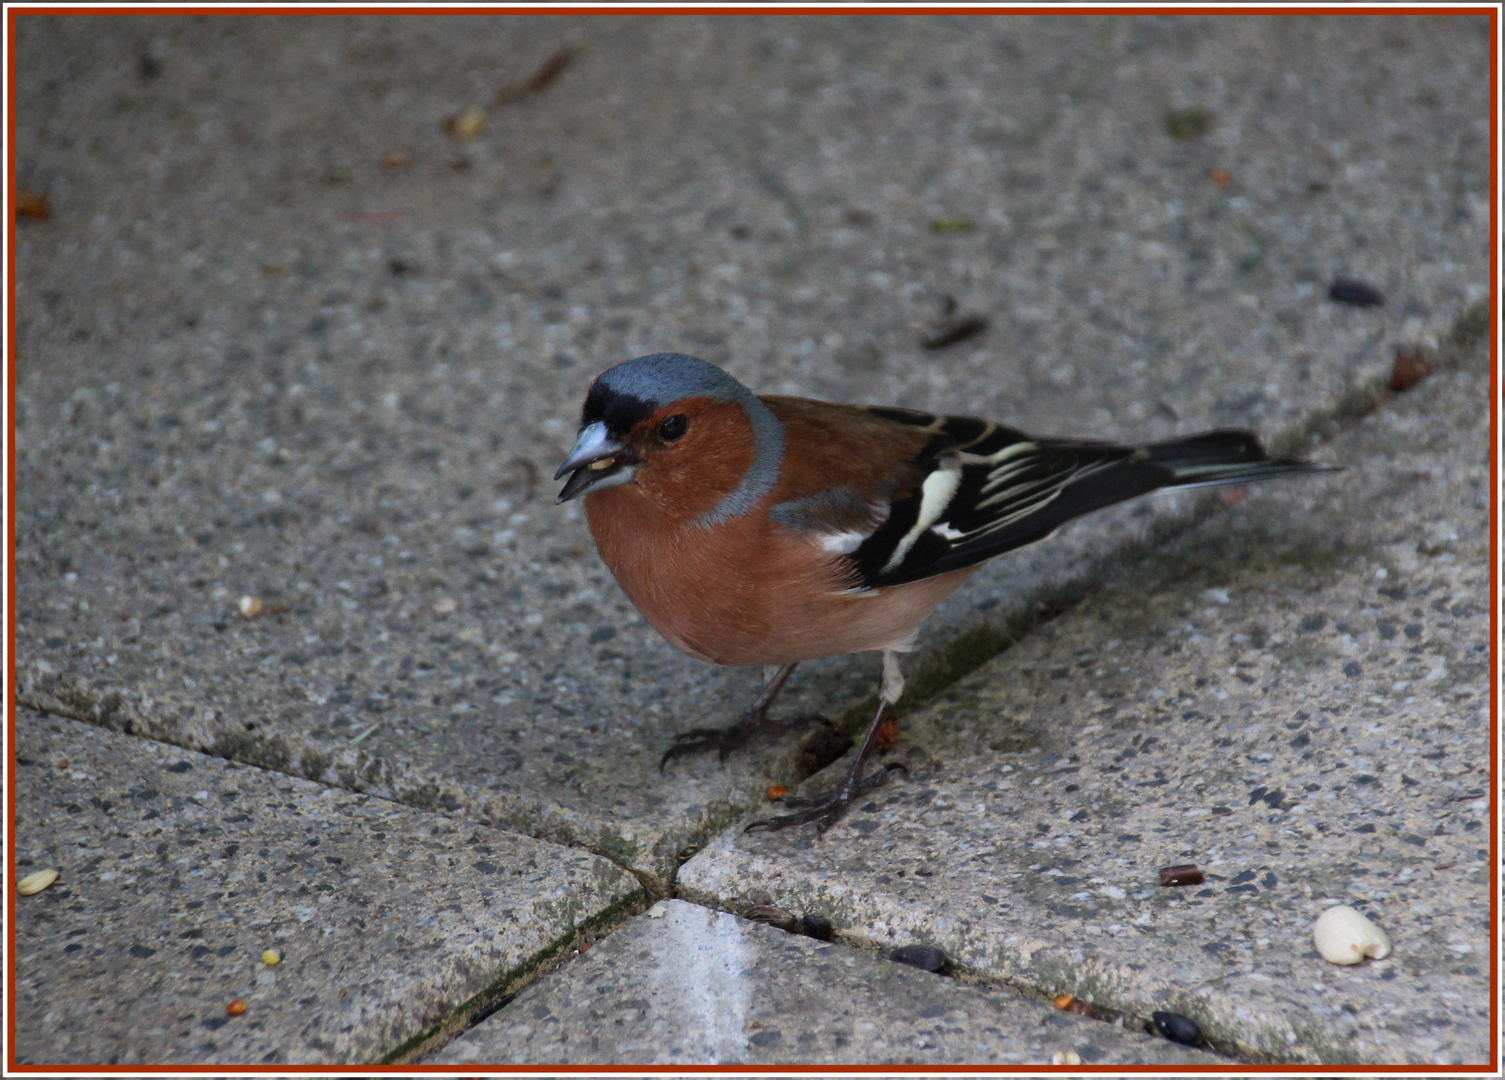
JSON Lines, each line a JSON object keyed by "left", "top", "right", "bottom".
{"left": 587, "top": 495, "right": 976, "bottom": 664}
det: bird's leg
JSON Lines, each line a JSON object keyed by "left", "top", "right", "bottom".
{"left": 660, "top": 663, "right": 827, "bottom": 769}
{"left": 744, "top": 650, "right": 908, "bottom": 834}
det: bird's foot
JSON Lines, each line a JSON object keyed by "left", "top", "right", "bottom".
{"left": 660, "top": 712, "right": 829, "bottom": 770}
{"left": 744, "top": 762, "right": 907, "bottom": 835}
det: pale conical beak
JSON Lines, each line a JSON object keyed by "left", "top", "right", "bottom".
{"left": 555, "top": 421, "right": 640, "bottom": 502}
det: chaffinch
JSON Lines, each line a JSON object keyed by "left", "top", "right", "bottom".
{"left": 555, "top": 352, "right": 1329, "bottom": 833}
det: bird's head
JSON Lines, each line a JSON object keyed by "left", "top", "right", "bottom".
{"left": 554, "top": 353, "right": 785, "bottom": 525}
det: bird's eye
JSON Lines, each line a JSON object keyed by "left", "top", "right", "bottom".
{"left": 657, "top": 414, "right": 688, "bottom": 441}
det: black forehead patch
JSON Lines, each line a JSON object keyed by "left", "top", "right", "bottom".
{"left": 582, "top": 380, "right": 656, "bottom": 434}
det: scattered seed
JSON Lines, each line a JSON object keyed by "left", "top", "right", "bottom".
{"left": 447, "top": 107, "right": 487, "bottom": 140}
{"left": 800, "top": 913, "right": 833, "bottom": 941}
{"left": 765, "top": 785, "right": 788, "bottom": 800}
{"left": 432, "top": 596, "right": 458, "bottom": 615}
{"left": 17, "top": 869, "right": 58, "bottom": 895}
{"left": 1053, "top": 993, "right": 1075, "bottom": 1010}
{"left": 921, "top": 314, "right": 989, "bottom": 350}
{"left": 646, "top": 901, "right": 669, "bottom": 919}
{"left": 238, "top": 595, "right": 263, "bottom": 618}
{"left": 1328, "top": 277, "right": 1385, "bottom": 308}
{"left": 1388, "top": 349, "right": 1432, "bottom": 393}
{"left": 1312, "top": 904, "right": 1391, "bottom": 964}
{"left": 1159, "top": 863, "right": 1204, "bottom": 887}
{"left": 17, "top": 190, "right": 50, "bottom": 220}
{"left": 261, "top": 949, "right": 280, "bottom": 966}
{"left": 1051, "top": 1050, "right": 1082, "bottom": 1065}
{"left": 1211, "top": 168, "right": 1231, "bottom": 187}
{"left": 875, "top": 718, "right": 900, "bottom": 751}
{"left": 226, "top": 999, "right": 247, "bottom": 1016}
{"left": 744, "top": 903, "right": 799, "bottom": 932}
{"left": 1152, "top": 1010, "right": 1203, "bottom": 1046}
{"left": 889, "top": 944, "right": 948, "bottom": 973}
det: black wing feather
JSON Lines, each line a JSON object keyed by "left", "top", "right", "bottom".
{"left": 844, "top": 410, "right": 1331, "bottom": 591}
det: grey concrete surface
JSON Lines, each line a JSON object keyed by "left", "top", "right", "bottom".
{"left": 14, "top": 14, "right": 1492, "bottom": 890}
{"left": 429, "top": 899, "right": 1222, "bottom": 1065}
{"left": 12, "top": 708, "right": 642, "bottom": 1066}
{"left": 678, "top": 358, "right": 1492, "bottom": 1066}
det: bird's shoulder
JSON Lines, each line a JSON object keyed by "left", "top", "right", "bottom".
{"left": 761, "top": 396, "right": 1133, "bottom": 590}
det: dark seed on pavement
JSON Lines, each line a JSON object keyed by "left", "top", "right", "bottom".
{"left": 1159, "top": 864, "right": 1204, "bottom": 887}
{"left": 1328, "top": 277, "right": 1385, "bottom": 307}
{"left": 890, "top": 944, "right": 948, "bottom": 972}
{"left": 1152, "top": 1010, "right": 1204, "bottom": 1046}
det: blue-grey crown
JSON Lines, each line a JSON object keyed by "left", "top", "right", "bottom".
{"left": 583, "top": 353, "right": 785, "bottom": 526}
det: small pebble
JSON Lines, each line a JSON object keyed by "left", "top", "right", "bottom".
{"left": 261, "top": 949, "right": 280, "bottom": 966}
{"left": 800, "top": 913, "right": 833, "bottom": 941}
{"left": 1158, "top": 863, "right": 1204, "bottom": 887}
{"left": 226, "top": 999, "right": 246, "bottom": 1016}
{"left": 889, "top": 944, "right": 947, "bottom": 973}
{"left": 1152, "top": 1010, "right": 1204, "bottom": 1046}
{"left": 17, "top": 869, "right": 58, "bottom": 895}
{"left": 1312, "top": 904, "right": 1392, "bottom": 964}
{"left": 1051, "top": 1050, "right": 1082, "bottom": 1065}
{"left": 432, "top": 596, "right": 458, "bottom": 615}
{"left": 237, "top": 595, "right": 262, "bottom": 618}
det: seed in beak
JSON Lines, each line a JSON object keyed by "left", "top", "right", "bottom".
{"left": 589, "top": 458, "right": 615, "bottom": 471}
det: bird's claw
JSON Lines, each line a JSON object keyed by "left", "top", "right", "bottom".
{"left": 744, "top": 762, "right": 906, "bottom": 834}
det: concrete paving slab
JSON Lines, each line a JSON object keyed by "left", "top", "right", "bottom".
{"left": 427, "top": 898, "right": 1222, "bottom": 1065}
{"left": 678, "top": 357, "right": 1492, "bottom": 1066}
{"left": 16, "top": 15, "right": 1491, "bottom": 889}
{"left": 11, "top": 708, "right": 642, "bottom": 1066}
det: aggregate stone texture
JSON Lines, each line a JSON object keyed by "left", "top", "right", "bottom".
{"left": 428, "top": 899, "right": 1221, "bottom": 1065}
{"left": 10, "top": 709, "right": 642, "bottom": 1066}
{"left": 679, "top": 360, "right": 1492, "bottom": 1067}
{"left": 15, "top": 15, "right": 1492, "bottom": 888}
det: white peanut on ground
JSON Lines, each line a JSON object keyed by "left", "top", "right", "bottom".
{"left": 1312, "top": 904, "right": 1392, "bottom": 964}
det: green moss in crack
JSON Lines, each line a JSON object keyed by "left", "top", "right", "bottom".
{"left": 209, "top": 729, "right": 291, "bottom": 773}
{"left": 299, "top": 749, "right": 332, "bottom": 782}
{"left": 592, "top": 825, "right": 640, "bottom": 870}
{"left": 399, "top": 779, "right": 443, "bottom": 812}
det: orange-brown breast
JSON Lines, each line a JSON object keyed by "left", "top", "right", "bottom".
{"left": 582, "top": 394, "right": 977, "bottom": 667}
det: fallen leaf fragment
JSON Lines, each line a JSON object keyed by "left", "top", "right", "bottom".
{"left": 17, "top": 190, "right": 50, "bottom": 220}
